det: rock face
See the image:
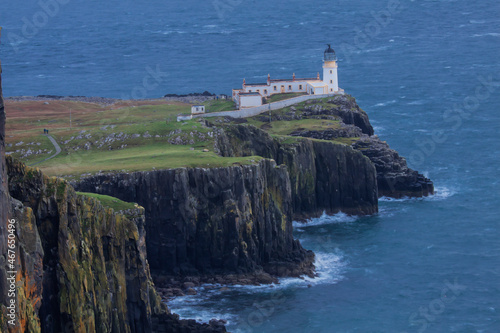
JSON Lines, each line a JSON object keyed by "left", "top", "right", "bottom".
{"left": 215, "top": 124, "right": 378, "bottom": 218}
{"left": 353, "top": 136, "right": 434, "bottom": 198}
{"left": 256, "top": 94, "right": 374, "bottom": 136}
{"left": 301, "top": 95, "right": 374, "bottom": 136}
{"left": 75, "top": 112, "right": 380, "bottom": 279}
{"left": 1, "top": 157, "right": 227, "bottom": 333}
{"left": 249, "top": 94, "right": 433, "bottom": 198}
{"left": 74, "top": 159, "right": 315, "bottom": 278}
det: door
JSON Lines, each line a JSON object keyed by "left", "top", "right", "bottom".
{"left": 281, "top": 85, "right": 285, "bottom": 93}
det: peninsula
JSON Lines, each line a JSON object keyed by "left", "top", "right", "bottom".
{"left": 1, "top": 48, "right": 433, "bottom": 332}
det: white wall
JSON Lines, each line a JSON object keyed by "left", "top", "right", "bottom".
{"left": 194, "top": 92, "right": 343, "bottom": 119}
{"left": 240, "top": 95, "right": 263, "bottom": 108}
{"left": 306, "top": 83, "right": 327, "bottom": 95}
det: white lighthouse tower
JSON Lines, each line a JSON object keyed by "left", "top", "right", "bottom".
{"left": 323, "top": 44, "right": 339, "bottom": 93}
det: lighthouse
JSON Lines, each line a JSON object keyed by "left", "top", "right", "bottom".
{"left": 323, "top": 44, "right": 339, "bottom": 93}
{"left": 232, "top": 45, "right": 342, "bottom": 108}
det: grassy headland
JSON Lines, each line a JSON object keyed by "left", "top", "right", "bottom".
{"left": 4, "top": 98, "right": 260, "bottom": 178}
{"left": 5, "top": 95, "right": 356, "bottom": 179}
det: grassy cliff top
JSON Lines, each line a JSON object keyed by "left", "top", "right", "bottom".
{"left": 76, "top": 192, "right": 138, "bottom": 211}
{"left": 4, "top": 98, "right": 254, "bottom": 178}
{"left": 5, "top": 95, "right": 359, "bottom": 178}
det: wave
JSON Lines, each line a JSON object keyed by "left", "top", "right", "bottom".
{"left": 356, "top": 45, "right": 390, "bottom": 54}
{"left": 160, "top": 30, "right": 187, "bottom": 35}
{"left": 279, "top": 252, "right": 347, "bottom": 287}
{"left": 293, "top": 211, "right": 358, "bottom": 228}
{"left": 471, "top": 33, "right": 500, "bottom": 37}
{"left": 166, "top": 252, "right": 346, "bottom": 326}
{"left": 373, "top": 99, "right": 397, "bottom": 107}
{"left": 167, "top": 296, "right": 238, "bottom": 326}
{"left": 407, "top": 99, "right": 427, "bottom": 105}
{"left": 379, "top": 186, "right": 456, "bottom": 202}
{"left": 424, "top": 186, "right": 456, "bottom": 201}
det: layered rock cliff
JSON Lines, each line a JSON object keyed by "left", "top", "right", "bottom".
{"left": 1, "top": 157, "right": 226, "bottom": 332}
{"left": 353, "top": 136, "right": 434, "bottom": 198}
{"left": 214, "top": 124, "right": 378, "bottom": 218}
{"left": 74, "top": 159, "right": 315, "bottom": 278}
{"left": 74, "top": 104, "right": 380, "bottom": 279}
{"left": 236, "top": 94, "right": 433, "bottom": 198}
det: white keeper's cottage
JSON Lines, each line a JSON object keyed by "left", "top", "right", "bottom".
{"left": 233, "top": 45, "right": 341, "bottom": 108}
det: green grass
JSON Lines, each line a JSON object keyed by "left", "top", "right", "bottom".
{"left": 266, "top": 92, "right": 307, "bottom": 104}
{"left": 203, "top": 99, "right": 236, "bottom": 112}
{"left": 244, "top": 118, "right": 341, "bottom": 136}
{"left": 330, "top": 137, "right": 360, "bottom": 145}
{"left": 38, "top": 142, "right": 264, "bottom": 178}
{"left": 7, "top": 95, "right": 362, "bottom": 179}
{"left": 7, "top": 134, "right": 57, "bottom": 165}
{"left": 77, "top": 192, "right": 137, "bottom": 211}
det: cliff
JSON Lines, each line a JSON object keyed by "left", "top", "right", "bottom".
{"left": 214, "top": 124, "right": 378, "bottom": 218}
{"left": 353, "top": 136, "right": 434, "bottom": 198}
{"left": 232, "top": 94, "right": 433, "bottom": 198}
{"left": 74, "top": 103, "right": 380, "bottom": 279}
{"left": 74, "top": 159, "right": 315, "bottom": 278}
{"left": 1, "top": 157, "right": 226, "bottom": 332}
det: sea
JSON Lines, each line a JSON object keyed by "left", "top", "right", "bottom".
{"left": 1, "top": 0, "right": 499, "bottom": 332}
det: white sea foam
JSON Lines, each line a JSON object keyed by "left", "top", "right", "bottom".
{"left": 279, "top": 252, "right": 347, "bottom": 287}
{"left": 167, "top": 251, "right": 347, "bottom": 325}
{"left": 357, "top": 46, "right": 389, "bottom": 54}
{"left": 293, "top": 211, "right": 358, "bottom": 228}
{"left": 373, "top": 100, "right": 397, "bottom": 107}
{"left": 379, "top": 186, "right": 456, "bottom": 202}
{"left": 471, "top": 33, "right": 500, "bottom": 37}
{"left": 424, "top": 186, "right": 456, "bottom": 201}
{"left": 167, "top": 297, "right": 237, "bottom": 325}
{"left": 407, "top": 100, "right": 427, "bottom": 105}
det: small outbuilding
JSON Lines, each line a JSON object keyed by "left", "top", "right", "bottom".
{"left": 191, "top": 105, "right": 205, "bottom": 114}
{"left": 306, "top": 81, "right": 328, "bottom": 95}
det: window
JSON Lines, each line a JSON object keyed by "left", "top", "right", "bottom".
{"left": 257, "top": 89, "right": 260, "bottom": 93}
{"left": 274, "top": 86, "right": 277, "bottom": 91}
{"left": 330, "top": 80, "right": 333, "bottom": 84}
{"left": 331, "top": 89, "right": 333, "bottom": 92}
{"left": 249, "top": 90, "right": 252, "bottom": 92}
{"left": 264, "top": 90, "right": 268, "bottom": 94}
{"left": 288, "top": 85, "right": 292, "bottom": 90}
{"left": 330, "top": 70, "right": 333, "bottom": 74}
{"left": 299, "top": 85, "right": 303, "bottom": 90}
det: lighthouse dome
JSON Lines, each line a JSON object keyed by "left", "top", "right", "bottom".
{"left": 324, "top": 44, "right": 336, "bottom": 61}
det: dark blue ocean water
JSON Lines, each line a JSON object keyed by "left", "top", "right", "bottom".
{"left": 1, "top": 0, "right": 499, "bottom": 332}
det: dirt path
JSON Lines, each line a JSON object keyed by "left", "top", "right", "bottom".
{"left": 30, "top": 134, "right": 62, "bottom": 166}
